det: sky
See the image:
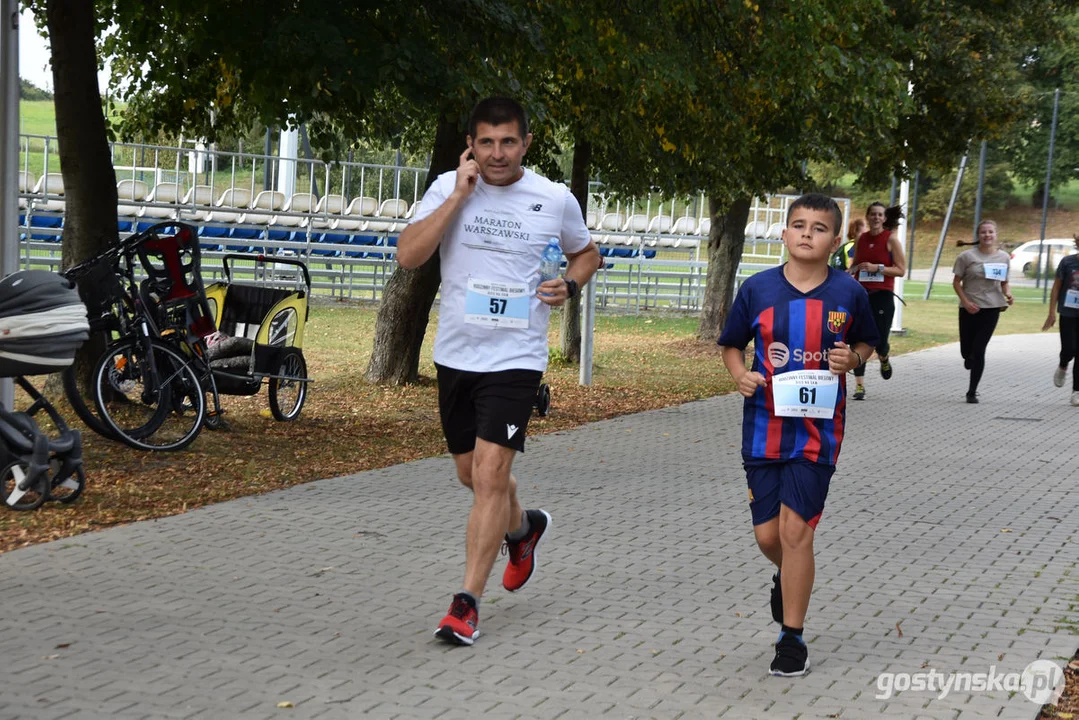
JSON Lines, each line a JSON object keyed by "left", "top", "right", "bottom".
{"left": 19, "top": 8, "right": 110, "bottom": 93}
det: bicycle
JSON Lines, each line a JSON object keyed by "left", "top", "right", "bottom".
{"left": 62, "top": 223, "right": 212, "bottom": 451}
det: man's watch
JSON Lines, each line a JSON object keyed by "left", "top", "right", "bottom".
{"left": 564, "top": 277, "right": 579, "bottom": 299}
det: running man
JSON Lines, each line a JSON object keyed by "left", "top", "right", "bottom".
{"left": 396, "top": 97, "right": 600, "bottom": 645}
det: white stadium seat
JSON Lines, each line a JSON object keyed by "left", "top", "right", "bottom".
{"left": 242, "top": 190, "right": 286, "bottom": 225}
{"left": 139, "top": 182, "right": 183, "bottom": 219}
{"left": 178, "top": 185, "right": 215, "bottom": 221}
{"left": 116, "top": 179, "right": 149, "bottom": 218}
{"left": 744, "top": 220, "right": 768, "bottom": 240}
{"left": 32, "top": 172, "right": 66, "bottom": 212}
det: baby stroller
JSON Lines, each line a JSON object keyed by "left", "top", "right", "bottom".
{"left": 0, "top": 271, "right": 89, "bottom": 510}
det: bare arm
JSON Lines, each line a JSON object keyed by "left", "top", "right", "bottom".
{"left": 1043, "top": 276, "right": 1062, "bottom": 330}
{"left": 829, "top": 341, "right": 874, "bottom": 375}
{"left": 395, "top": 148, "right": 478, "bottom": 269}
{"left": 721, "top": 345, "right": 767, "bottom": 397}
{"left": 882, "top": 234, "right": 906, "bottom": 277}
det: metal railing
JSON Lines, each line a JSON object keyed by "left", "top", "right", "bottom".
{"left": 14, "top": 135, "right": 853, "bottom": 312}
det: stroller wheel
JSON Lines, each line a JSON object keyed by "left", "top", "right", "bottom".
{"left": 48, "top": 459, "right": 86, "bottom": 505}
{"left": 1, "top": 460, "right": 50, "bottom": 511}
{"left": 534, "top": 383, "right": 551, "bottom": 417}
{"left": 269, "top": 348, "right": 308, "bottom": 422}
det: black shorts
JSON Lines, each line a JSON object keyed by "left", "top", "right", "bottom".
{"left": 435, "top": 363, "right": 543, "bottom": 454}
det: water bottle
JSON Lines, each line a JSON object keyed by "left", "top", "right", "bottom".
{"left": 539, "top": 238, "right": 562, "bottom": 285}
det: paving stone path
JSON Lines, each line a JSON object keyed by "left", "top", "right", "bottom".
{"left": 1, "top": 332, "right": 1075, "bottom": 720}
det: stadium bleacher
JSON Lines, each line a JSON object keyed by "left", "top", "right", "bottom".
{"left": 16, "top": 139, "right": 819, "bottom": 310}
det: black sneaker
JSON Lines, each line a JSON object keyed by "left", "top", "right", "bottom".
{"left": 769, "top": 632, "right": 809, "bottom": 676}
{"left": 965, "top": 392, "right": 979, "bottom": 404}
{"left": 879, "top": 357, "right": 892, "bottom": 380}
{"left": 770, "top": 573, "right": 783, "bottom": 624}
{"left": 852, "top": 385, "right": 865, "bottom": 401}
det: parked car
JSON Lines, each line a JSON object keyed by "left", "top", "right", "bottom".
{"left": 1008, "top": 239, "right": 1077, "bottom": 277}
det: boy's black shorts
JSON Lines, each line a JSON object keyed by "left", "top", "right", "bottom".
{"left": 436, "top": 363, "right": 543, "bottom": 454}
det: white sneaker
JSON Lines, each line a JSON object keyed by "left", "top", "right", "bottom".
{"left": 1072, "top": 391, "right": 1079, "bottom": 406}
{"left": 1054, "top": 366, "right": 1067, "bottom": 388}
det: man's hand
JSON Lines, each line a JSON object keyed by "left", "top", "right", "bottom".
{"left": 830, "top": 341, "right": 860, "bottom": 375}
{"left": 735, "top": 371, "right": 768, "bottom": 398}
{"left": 537, "top": 277, "right": 568, "bottom": 306}
{"left": 454, "top": 147, "right": 479, "bottom": 198}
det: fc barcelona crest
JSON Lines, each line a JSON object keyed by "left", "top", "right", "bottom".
{"left": 827, "top": 311, "right": 847, "bottom": 334}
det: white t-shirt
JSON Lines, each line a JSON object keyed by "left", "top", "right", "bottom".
{"left": 412, "top": 168, "right": 592, "bottom": 372}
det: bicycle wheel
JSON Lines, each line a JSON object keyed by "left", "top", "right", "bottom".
{"left": 92, "top": 337, "right": 206, "bottom": 451}
{"left": 62, "top": 363, "right": 120, "bottom": 442}
{"left": 268, "top": 348, "right": 307, "bottom": 421}
{"left": 1, "top": 461, "right": 49, "bottom": 511}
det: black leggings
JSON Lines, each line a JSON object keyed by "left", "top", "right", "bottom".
{"left": 854, "top": 291, "right": 895, "bottom": 378}
{"left": 959, "top": 307, "right": 1002, "bottom": 394}
{"left": 1060, "top": 316, "right": 1079, "bottom": 391}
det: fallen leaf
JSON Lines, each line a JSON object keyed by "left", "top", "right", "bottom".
{"left": 577, "top": 649, "right": 585, "bottom": 654}
{"left": 1056, "top": 714, "right": 1074, "bottom": 720}
{"left": 42, "top": 654, "right": 59, "bottom": 660}
{"left": 1001, "top": 528, "right": 1012, "bottom": 533}
{"left": 735, "top": 612, "right": 741, "bottom": 618}
{"left": 55, "top": 643, "right": 70, "bottom": 649}
{"left": 998, "top": 653, "right": 1004, "bottom": 661}
{"left": 1069, "top": 659, "right": 1079, "bottom": 671}
{"left": 895, "top": 621, "right": 903, "bottom": 638}
{"left": 276, "top": 701, "right": 294, "bottom": 708}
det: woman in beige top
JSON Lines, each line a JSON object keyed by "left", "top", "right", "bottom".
{"left": 952, "top": 219, "right": 1014, "bottom": 403}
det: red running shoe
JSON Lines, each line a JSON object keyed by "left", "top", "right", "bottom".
{"left": 502, "top": 509, "right": 552, "bottom": 592}
{"left": 434, "top": 593, "right": 480, "bottom": 645}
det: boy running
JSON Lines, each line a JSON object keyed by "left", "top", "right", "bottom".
{"left": 718, "top": 193, "right": 878, "bottom": 676}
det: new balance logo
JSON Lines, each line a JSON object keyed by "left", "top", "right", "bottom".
{"left": 507, "top": 424, "right": 519, "bottom": 439}
{"left": 528, "top": 204, "right": 543, "bottom": 212}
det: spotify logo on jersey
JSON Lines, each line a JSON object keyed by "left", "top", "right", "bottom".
{"left": 766, "top": 342, "right": 790, "bottom": 368}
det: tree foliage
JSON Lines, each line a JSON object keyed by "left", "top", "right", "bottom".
{"left": 859, "top": 0, "right": 1077, "bottom": 184}
{"left": 19, "top": 77, "right": 52, "bottom": 100}
{"left": 999, "top": 13, "right": 1079, "bottom": 194}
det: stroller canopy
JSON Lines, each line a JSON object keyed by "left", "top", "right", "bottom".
{"left": 0, "top": 270, "right": 89, "bottom": 378}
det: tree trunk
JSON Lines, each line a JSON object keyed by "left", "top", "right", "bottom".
{"left": 45, "top": 0, "right": 117, "bottom": 270}
{"left": 43, "top": 0, "right": 117, "bottom": 399}
{"left": 697, "top": 196, "right": 751, "bottom": 340}
{"left": 364, "top": 114, "right": 466, "bottom": 384}
{"left": 559, "top": 138, "right": 591, "bottom": 364}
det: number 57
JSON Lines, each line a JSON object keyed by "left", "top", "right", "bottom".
{"left": 489, "top": 298, "right": 507, "bottom": 314}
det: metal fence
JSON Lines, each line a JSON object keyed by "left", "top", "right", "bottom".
{"left": 15, "top": 134, "right": 851, "bottom": 312}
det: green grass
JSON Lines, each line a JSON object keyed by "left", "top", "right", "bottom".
{"left": 19, "top": 100, "right": 56, "bottom": 137}
{"left": 888, "top": 293, "right": 1052, "bottom": 358}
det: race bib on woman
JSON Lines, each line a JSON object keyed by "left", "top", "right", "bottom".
{"left": 983, "top": 263, "right": 1007, "bottom": 281}
{"left": 1065, "top": 288, "right": 1079, "bottom": 310}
